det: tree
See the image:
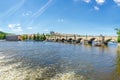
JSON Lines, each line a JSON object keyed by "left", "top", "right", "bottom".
{"left": 0, "top": 31, "right": 7, "bottom": 40}
{"left": 22, "top": 34, "right": 28, "bottom": 41}
{"left": 29, "top": 35, "right": 32, "bottom": 40}
{"left": 22, "top": 35, "right": 26, "bottom": 41}
{"left": 36, "top": 33, "right": 40, "bottom": 41}
{"left": 115, "top": 28, "right": 120, "bottom": 43}
{"left": 39, "top": 34, "right": 46, "bottom": 41}
{"left": 33, "top": 34, "right": 36, "bottom": 41}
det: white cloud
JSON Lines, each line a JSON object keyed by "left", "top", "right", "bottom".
{"left": 114, "top": 0, "right": 120, "bottom": 6}
{"left": 94, "top": 6, "right": 99, "bottom": 10}
{"left": 23, "top": 0, "right": 53, "bottom": 26}
{"left": 83, "top": 0, "right": 91, "bottom": 3}
{"left": 16, "top": 24, "right": 20, "bottom": 26}
{"left": 96, "top": 0, "right": 105, "bottom": 5}
{"left": 8, "top": 24, "right": 23, "bottom": 32}
{"left": 8, "top": 24, "right": 14, "bottom": 28}
{"left": 22, "top": 11, "right": 32, "bottom": 16}
{"left": 2, "top": 0, "right": 26, "bottom": 17}
{"left": 32, "top": 0, "right": 53, "bottom": 18}
{"left": 58, "top": 19, "right": 64, "bottom": 22}
{"left": 27, "top": 27, "right": 33, "bottom": 30}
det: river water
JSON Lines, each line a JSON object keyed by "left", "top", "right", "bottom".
{"left": 0, "top": 41, "right": 120, "bottom": 80}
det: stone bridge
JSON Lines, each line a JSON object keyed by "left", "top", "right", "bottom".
{"left": 46, "top": 34, "right": 117, "bottom": 45}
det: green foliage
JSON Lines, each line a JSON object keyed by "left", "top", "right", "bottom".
{"left": 0, "top": 31, "right": 7, "bottom": 40}
{"left": 36, "top": 33, "right": 40, "bottom": 41}
{"left": 29, "top": 36, "right": 32, "bottom": 40}
{"left": 28, "top": 33, "right": 46, "bottom": 41}
{"left": 118, "top": 36, "right": 120, "bottom": 43}
{"left": 34, "top": 33, "right": 46, "bottom": 41}
{"left": 39, "top": 34, "right": 46, "bottom": 41}
{"left": 22, "top": 35, "right": 28, "bottom": 41}
{"left": 8, "top": 32, "right": 46, "bottom": 41}
{"left": 33, "top": 34, "right": 36, "bottom": 40}
{"left": 0, "top": 31, "right": 47, "bottom": 41}
{"left": 115, "top": 28, "right": 120, "bottom": 43}
{"left": 115, "top": 28, "right": 120, "bottom": 35}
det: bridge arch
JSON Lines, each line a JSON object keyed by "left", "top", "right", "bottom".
{"left": 55, "top": 38, "right": 59, "bottom": 42}
{"left": 77, "top": 38, "right": 83, "bottom": 41}
{"left": 104, "top": 39, "right": 112, "bottom": 45}
{"left": 67, "top": 38, "right": 73, "bottom": 43}
{"left": 68, "top": 38, "right": 72, "bottom": 40}
{"left": 88, "top": 38, "right": 96, "bottom": 44}
{"left": 61, "top": 38, "right": 66, "bottom": 42}
{"left": 76, "top": 38, "right": 83, "bottom": 43}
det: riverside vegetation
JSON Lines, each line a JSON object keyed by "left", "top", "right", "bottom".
{"left": 0, "top": 31, "right": 46, "bottom": 41}
{"left": 0, "top": 31, "right": 7, "bottom": 40}
{"left": 115, "top": 28, "right": 120, "bottom": 43}
{"left": 21, "top": 33, "right": 46, "bottom": 41}
{"left": 0, "top": 29, "right": 120, "bottom": 43}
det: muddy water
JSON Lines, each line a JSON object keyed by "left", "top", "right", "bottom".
{"left": 0, "top": 41, "right": 119, "bottom": 80}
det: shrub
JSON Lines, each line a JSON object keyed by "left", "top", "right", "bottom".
{"left": 115, "top": 28, "right": 120, "bottom": 43}
{"left": 118, "top": 36, "right": 120, "bottom": 43}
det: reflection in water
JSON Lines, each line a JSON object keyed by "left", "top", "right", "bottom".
{"left": 112, "top": 46, "right": 120, "bottom": 80}
{"left": 98, "top": 46, "right": 109, "bottom": 54}
{"left": 0, "top": 42, "right": 86, "bottom": 80}
{"left": 0, "top": 54, "right": 85, "bottom": 80}
{"left": 0, "top": 42, "right": 119, "bottom": 80}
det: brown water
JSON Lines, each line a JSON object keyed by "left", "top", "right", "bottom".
{"left": 0, "top": 41, "right": 120, "bottom": 80}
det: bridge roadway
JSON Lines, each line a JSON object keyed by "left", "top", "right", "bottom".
{"left": 46, "top": 34, "right": 117, "bottom": 45}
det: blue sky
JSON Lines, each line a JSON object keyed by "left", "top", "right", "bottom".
{"left": 0, "top": 0, "right": 120, "bottom": 35}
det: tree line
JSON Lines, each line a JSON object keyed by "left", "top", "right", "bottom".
{"left": 1, "top": 29, "right": 120, "bottom": 43}
{"left": 115, "top": 28, "right": 120, "bottom": 43}
{"left": 21, "top": 33, "right": 46, "bottom": 41}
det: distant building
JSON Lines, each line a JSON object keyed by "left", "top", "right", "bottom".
{"left": 50, "top": 31, "right": 55, "bottom": 35}
{"left": 6, "top": 35, "right": 22, "bottom": 41}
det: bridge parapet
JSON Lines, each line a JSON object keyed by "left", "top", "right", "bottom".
{"left": 46, "top": 35, "right": 118, "bottom": 44}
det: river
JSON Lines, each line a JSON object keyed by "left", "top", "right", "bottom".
{"left": 0, "top": 41, "right": 120, "bottom": 80}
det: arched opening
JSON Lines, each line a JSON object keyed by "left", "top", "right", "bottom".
{"left": 76, "top": 38, "right": 82, "bottom": 43}
{"left": 61, "top": 38, "right": 65, "bottom": 42}
{"left": 88, "top": 38, "right": 96, "bottom": 44}
{"left": 56, "top": 38, "right": 59, "bottom": 42}
{"left": 104, "top": 39, "right": 117, "bottom": 45}
{"left": 67, "top": 38, "right": 73, "bottom": 43}
{"left": 104, "top": 39, "right": 112, "bottom": 45}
